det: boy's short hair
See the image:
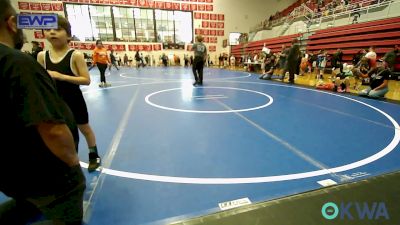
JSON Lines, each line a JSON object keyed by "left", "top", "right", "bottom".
{"left": 58, "top": 15, "right": 71, "bottom": 37}
{"left": 196, "top": 35, "right": 203, "bottom": 42}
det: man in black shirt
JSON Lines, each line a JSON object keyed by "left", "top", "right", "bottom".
{"left": 358, "top": 59, "right": 390, "bottom": 99}
{"left": 332, "top": 48, "right": 343, "bottom": 73}
{"left": 30, "top": 41, "right": 43, "bottom": 60}
{"left": 0, "top": 0, "right": 86, "bottom": 224}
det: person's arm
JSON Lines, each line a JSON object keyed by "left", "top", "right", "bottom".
{"left": 203, "top": 45, "right": 208, "bottom": 61}
{"left": 106, "top": 50, "right": 111, "bottom": 64}
{"left": 36, "top": 122, "right": 79, "bottom": 167}
{"left": 360, "top": 66, "right": 376, "bottom": 78}
{"left": 47, "top": 51, "right": 90, "bottom": 85}
{"left": 37, "top": 51, "right": 45, "bottom": 68}
{"left": 92, "top": 49, "right": 98, "bottom": 65}
{"left": 11, "top": 57, "right": 80, "bottom": 167}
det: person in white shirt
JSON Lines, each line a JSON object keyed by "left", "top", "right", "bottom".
{"left": 230, "top": 55, "right": 235, "bottom": 69}
{"left": 262, "top": 43, "right": 271, "bottom": 56}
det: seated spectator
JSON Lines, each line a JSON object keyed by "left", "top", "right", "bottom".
{"left": 332, "top": 48, "right": 344, "bottom": 73}
{"left": 365, "top": 46, "right": 377, "bottom": 69}
{"left": 352, "top": 56, "right": 370, "bottom": 89}
{"left": 334, "top": 63, "right": 353, "bottom": 92}
{"left": 358, "top": 60, "right": 390, "bottom": 99}
{"left": 259, "top": 53, "right": 278, "bottom": 80}
{"left": 352, "top": 49, "right": 366, "bottom": 66}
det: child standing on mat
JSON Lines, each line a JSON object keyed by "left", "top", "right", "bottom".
{"left": 93, "top": 40, "right": 111, "bottom": 87}
{"left": 38, "top": 15, "right": 102, "bottom": 172}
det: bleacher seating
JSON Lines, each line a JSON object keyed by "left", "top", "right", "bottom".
{"left": 231, "top": 33, "right": 303, "bottom": 59}
{"left": 307, "top": 17, "right": 400, "bottom": 64}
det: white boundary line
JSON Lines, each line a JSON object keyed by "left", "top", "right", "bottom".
{"left": 145, "top": 87, "right": 273, "bottom": 113}
{"left": 79, "top": 75, "right": 400, "bottom": 184}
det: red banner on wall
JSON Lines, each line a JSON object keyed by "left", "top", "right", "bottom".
{"left": 194, "top": 12, "right": 202, "bottom": 19}
{"left": 197, "top": 4, "right": 205, "bottom": 11}
{"left": 34, "top": 30, "right": 45, "bottom": 39}
{"left": 128, "top": 45, "right": 137, "bottom": 51}
{"left": 189, "top": 4, "right": 197, "bottom": 10}
{"left": 209, "top": 22, "right": 216, "bottom": 28}
{"left": 201, "top": 29, "right": 209, "bottom": 35}
{"left": 147, "top": 0, "right": 155, "bottom": 8}
{"left": 181, "top": 3, "right": 190, "bottom": 11}
{"left": 165, "top": 2, "right": 173, "bottom": 9}
{"left": 210, "top": 37, "right": 217, "bottom": 43}
{"left": 209, "top": 30, "right": 216, "bottom": 36}
{"left": 137, "top": 0, "right": 148, "bottom": 7}
{"left": 208, "top": 45, "right": 216, "bottom": 52}
{"left": 52, "top": 3, "right": 64, "bottom": 10}
{"left": 18, "top": 2, "right": 30, "bottom": 10}
{"left": 218, "top": 14, "right": 224, "bottom": 20}
{"left": 40, "top": 3, "right": 52, "bottom": 11}
{"left": 210, "top": 14, "right": 217, "bottom": 20}
{"left": 201, "top": 13, "right": 209, "bottom": 20}
{"left": 172, "top": 3, "right": 180, "bottom": 10}
{"left": 153, "top": 44, "right": 162, "bottom": 51}
{"left": 206, "top": 4, "right": 213, "bottom": 11}
{"left": 155, "top": 1, "right": 164, "bottom": 9}
{"left": 29, "top": 2, "right": 42, "bottom": 10}
{"left": 202, "top": 21, "right": 209, "bottom": 28}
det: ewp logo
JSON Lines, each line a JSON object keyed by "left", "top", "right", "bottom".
{"left": 17, "top": 14, "right": 58, "bottom": 29}
{"left": 322, "top": 202, "right": 390, "bottom": 220}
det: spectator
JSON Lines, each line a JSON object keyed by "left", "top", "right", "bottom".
{"left": 382, "top": 44, "right": 400, "bottom": 73}
{"left": 359, "top": 60, "right": 390, "bottom": 99}
{"left": 92, "top": 40, "right": 110, "bottom": 87}
{"left": 352, "top": 56, "right": 371, "bottom": 89}
{"left": 109, "top": 50, "right": 120, "bottom": 71}
{"left": 365, "top": 46, "right": 377, "bottom": 70}
{"left": 316, "top": 49, "right": 327, "bottom": 80}
{"left": 284, "top": 39, "right": 301, "bottom": 84}
{"left": 334, "top": 63, "right": 353, "bottom": 92}
{"left": 332, "top": 48, "right": 344, "bottom": 73}
{"left": 352, "top": 49, "right": 366, "bottom": 65}
{"left": 30, "top": 41, "right": 43, "bottom": 60}
{"left": 123, "top": 53, "right": 128, "bottom": 66}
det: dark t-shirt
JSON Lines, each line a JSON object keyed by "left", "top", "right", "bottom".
{"left": 0, "top": 43, "right": 79, "bottom": 197}
{"left": 192, "top": 42, "right": 207, "bottom": 59}
{"left": 369, "top": 67, "right": 390, "bottom": 89}
{"left": 31, "top": 46, "right": 43, "bottom": 60}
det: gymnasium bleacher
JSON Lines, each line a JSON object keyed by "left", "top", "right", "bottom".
{"left": 307, "top": 17, "right": 400, "bottom": 64}
{"left": 231, "top": 33, "right": 303, "bottom": 59}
